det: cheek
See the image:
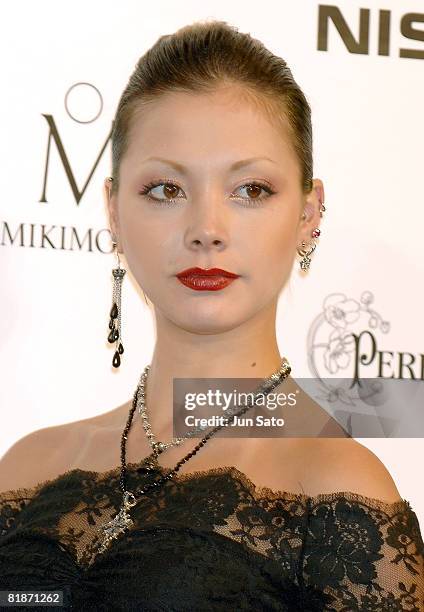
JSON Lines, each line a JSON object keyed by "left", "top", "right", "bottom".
{"left": 246, "top": 220, "right": 297, "bottom": 291}
{"left": 118, "top": 214, "right": 152, "bottom": 277}
{"left": 254, "top": 217, "right": 297, "bottom": 263}
{"left": 120, "top": 217, "right": 177, "bottom": 289}
{"left": 119, "top": 204, "right": 155, "bottom": 254}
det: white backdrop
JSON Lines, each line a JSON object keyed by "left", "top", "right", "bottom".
{"left": 1, "top": 0, "right": 423, "bottom": 528}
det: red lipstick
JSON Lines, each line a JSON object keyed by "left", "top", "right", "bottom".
{"left": 175, "top": 267, "right": 240, "bottom": 291}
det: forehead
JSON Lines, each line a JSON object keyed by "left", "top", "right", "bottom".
{"left": 123, "top": 86, "right": 297, "bottom": 169}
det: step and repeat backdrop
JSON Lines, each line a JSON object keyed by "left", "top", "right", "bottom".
{"left": 1, "top": 1, "right": 423, "bottom": 524}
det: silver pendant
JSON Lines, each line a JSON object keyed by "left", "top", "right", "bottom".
{"left": 97, "top": 490, "right": 137, "bottom": 554}
{"left": 300, "top": 255, "right": 312, "bottom": 271}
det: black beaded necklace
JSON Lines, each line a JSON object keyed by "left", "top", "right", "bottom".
{"left": 96, "top": 358, "right": 291, "bottom": 555}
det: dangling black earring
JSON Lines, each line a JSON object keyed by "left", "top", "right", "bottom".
{"left": 108, "top": 238, "right": 126, "bottom": 368}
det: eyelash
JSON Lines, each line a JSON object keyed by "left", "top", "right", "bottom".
{"left": 138, "top": 178, "right": 277, "bottom": 207}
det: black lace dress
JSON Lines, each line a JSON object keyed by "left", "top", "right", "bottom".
{"left": 0, "top": 462, "right": 423, "bottom": 611}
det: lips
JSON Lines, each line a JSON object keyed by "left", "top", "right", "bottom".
{"left": 176, "top": 267, "right": 239, "bottom": 279}
{"left": 175, "top": 267, "right": 240, "bottom": 291}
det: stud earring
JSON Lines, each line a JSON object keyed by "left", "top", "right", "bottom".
{"left": 108, "top": 238, "right": 126, "bottom": 368}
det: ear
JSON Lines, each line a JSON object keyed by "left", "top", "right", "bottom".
{"left": 103, "top": 177, "right": 123, "bottom": 253}
{"left": 298, "top": 178, "right": 325, "bottom": 245}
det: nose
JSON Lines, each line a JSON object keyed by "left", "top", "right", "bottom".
{"left": 184, "top": 198, "right": 229, "bottom": 252}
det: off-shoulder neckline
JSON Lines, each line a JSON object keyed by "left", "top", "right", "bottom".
{"left": 0, "top": 461, "right": 411, "bottom": 515}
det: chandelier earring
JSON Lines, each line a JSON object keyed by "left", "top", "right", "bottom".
{"left": 108, "top": 237, "right": 126, "bottom": 368}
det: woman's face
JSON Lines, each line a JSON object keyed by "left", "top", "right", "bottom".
{"left": 106, "top": 86, "right": 322, "bottom": 333}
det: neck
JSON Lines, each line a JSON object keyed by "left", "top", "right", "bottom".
{"left": 143, "top": 301, "right": 287, "bottom": 440}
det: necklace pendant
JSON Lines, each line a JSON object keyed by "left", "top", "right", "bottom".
{"left": 97, "top": 491, "right": 137, "bottom": 554}
{"left": 97, "top": 507, "right": 133, "bottom": 554}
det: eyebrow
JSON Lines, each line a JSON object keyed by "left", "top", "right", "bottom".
{"left": 141, "top": 156, "right": 277, "bottom": 174}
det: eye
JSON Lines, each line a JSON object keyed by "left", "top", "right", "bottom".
{"left": 232, "top": 181, "right": 276, "bottom": 207}
{"left": 138, "top": 179, "right": 185, "bottom": 206}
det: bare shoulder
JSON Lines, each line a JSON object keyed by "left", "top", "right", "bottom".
{"left": 298, "top": 438, "right": 403, "bottom": 503}
{"left": 0, "top": 403, "right": 127, "bottom": 495}
{"left": 0, "top": 423, "right": 74, "bottom": 494}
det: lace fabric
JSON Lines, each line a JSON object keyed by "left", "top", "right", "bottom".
{"left": 0, "top": 462, "right": 423, "bottom": 611}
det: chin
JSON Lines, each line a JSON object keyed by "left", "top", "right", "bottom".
{"left": 168, "top": 309, "right": 248, "bottom": 334}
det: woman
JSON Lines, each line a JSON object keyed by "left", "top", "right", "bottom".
{"left": 1, "top": 19, "right": 423, "bottom": 612}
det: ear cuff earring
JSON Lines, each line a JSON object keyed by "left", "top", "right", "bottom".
{"left": 297, "top": 200, "right": 326, "bottom": 271}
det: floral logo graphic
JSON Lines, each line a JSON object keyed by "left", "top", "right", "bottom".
{"left": 305, "top": 291, "right": 392, "bottom": 434}
{"left": 308, "top": 291, "right": 390, "bottom": 377}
